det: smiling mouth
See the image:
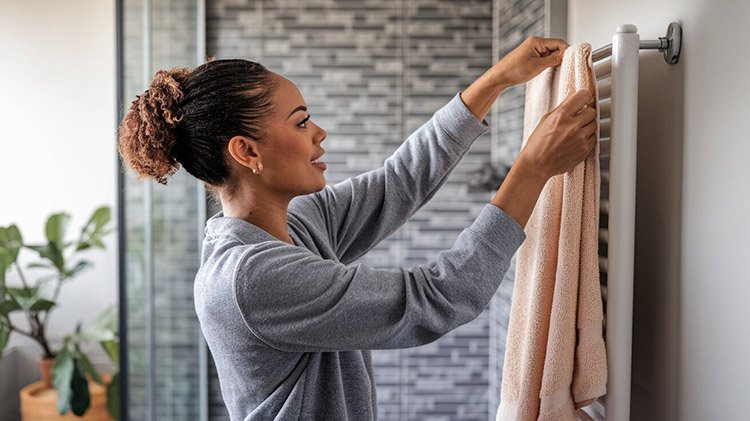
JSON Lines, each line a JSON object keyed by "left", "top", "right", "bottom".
{"left": 310, "top": 157, "right": 327, "bottom": 170}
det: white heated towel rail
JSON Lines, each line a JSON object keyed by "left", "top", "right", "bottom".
{"left": 581, "top": 22, "right": 681, "bottom": 421}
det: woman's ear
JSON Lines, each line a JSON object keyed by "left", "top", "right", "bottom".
{"left": 227, "top": 135, "right": 261, "bottom": 170}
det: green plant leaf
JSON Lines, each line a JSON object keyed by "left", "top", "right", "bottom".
{"left": 74, "top": 344, "right": 103, "bottom": 385}
{"left": 0, "top": 225, "right": 22, "bottom": 289}
{"left": 87, "top": 326, "right": 116, "bottom": 342}
{"left": 83, "top": 326, "right": 115, "bottom": 342}
{"left": 53, "top": 344, "right": 74, "bottom": 415}
{"left": 7, "top": 286, "right": 38, "bottom": 297}
{"left": 29, "top": 299, "right": 55, "bottom": 312}
{"left": 0, "top": 322, "right": 10, "bottom": 359}
{"left": 0, "top": 249, "right": 12, "bottom": 289}
{"left": 45, "top": 212, "right": 71, "bottom": 249}
{"left": 100, "top": 339, "right": 119, "bottom": 366}
{"left": 64, "top": 330, "right": 87, "bottom": 345}
{"left": 74, "top": 242, "right": 92, "bottom": 252}
{"left": 92, "top": 305, "right": 117, "bottom": 332}
{"left": 27, "top": 242, "right": 65, "bottom": 272}
{"left": 76, "top": 206, "right": 112, "bottom": 251}
{"left": 64, "top": 259, "right": 93, "bottom": 278}
{"left": 89, "top": 306, "right": 119, "bottom": 364}
{"left": 106, "top": 372, "right": 120, "bottom": 420}
{"left": 47, "top": 241, "right": 65, "bottom": 272}
{"left": 6, "top": 287, "right": 53, "bottom": 313}
{"left": 70, "top": 359, "right": 91, "bottom": 416}
{"left": 89, "top": 206, "right": 112, "bottom": 232}
{"left": 86, "top": 306, "right": 116, "bottom": 334}
{"left": 25, "top": 243, "right": 48, "bottom": 254}
{"left": 6, "top": 286, "right": 40, "bottom": 310}
{"left": 35, "top": 273, "right": 59, "bottom": 285}
{"left": 0, "top": 224, "right": 23, "bottom": 262}
{"left": 0, "top": 299, "right": 21, "bottom": 316}
{"left": 26, "top": 262, "right": 53, "bottom": 270}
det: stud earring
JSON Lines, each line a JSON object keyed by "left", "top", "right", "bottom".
{"left": 252, "top": 161, "right": 263, "bottom": 175}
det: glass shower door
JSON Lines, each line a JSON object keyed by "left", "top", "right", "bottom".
{"left": 118, "top": 0, "right": 209, "bottom": 419}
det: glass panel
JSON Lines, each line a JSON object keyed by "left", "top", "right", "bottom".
{"left": 122, "top": 0, "right": 148, "bottom": 418}
{"left": 121, "top": 0, "right": 202, "bottom": 419}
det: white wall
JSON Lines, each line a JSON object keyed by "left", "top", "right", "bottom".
{"left": 0, "top": 0, "right": 117, "bottom": 370}
{"left": 569, "top": 1, "right": 750, "bottom": 419}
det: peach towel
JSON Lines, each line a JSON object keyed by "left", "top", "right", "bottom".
{"left": 497, "top": 43, "right": 608, "bottom": 421}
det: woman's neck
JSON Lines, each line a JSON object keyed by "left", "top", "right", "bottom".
{"left": 220, "top": 187, "right": 293, "bottom": 245}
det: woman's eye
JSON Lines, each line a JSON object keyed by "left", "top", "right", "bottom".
{"left": 298, "top": 114, "right": 311, "bottom": 128}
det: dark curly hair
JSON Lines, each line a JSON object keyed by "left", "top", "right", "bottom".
{"left": 118, "top": 58, "right": 277, "bottom": 196}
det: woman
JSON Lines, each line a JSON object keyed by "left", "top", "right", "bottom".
{"left": 118, "top": 36, "right": 597, "bottom": 420}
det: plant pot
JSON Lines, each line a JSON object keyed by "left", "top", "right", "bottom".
{"left": 19, "top": 374, "right": 112, "bottom": 420}
{"left": 38, "top": 356, "right": 55, "bottom": 387}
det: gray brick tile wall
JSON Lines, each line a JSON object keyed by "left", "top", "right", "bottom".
{"left": 205, "top": 0, "right": 543, "bottom": 419}
{"left": 123, "top": 0, "right": 543, "bottom": 419}
{"left": 207, "top": 1, "right": 542, "bottom": 420}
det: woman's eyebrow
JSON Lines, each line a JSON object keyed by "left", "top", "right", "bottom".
{"left": 287, "top": 105, "right": 307, "bottom": 119}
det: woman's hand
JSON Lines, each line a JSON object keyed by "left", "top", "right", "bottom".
{"left": 488, "top": 36, "right": 569, "bottom": 89}
{"left": 520, "top": 89, "right": 597, "bottom": 179}
{"left": 491, "top": 89, "right": 597, "bottom": 229}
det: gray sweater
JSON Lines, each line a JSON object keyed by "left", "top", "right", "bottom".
{"left": 194, "top": 91, "right": 527, "bottom": 420}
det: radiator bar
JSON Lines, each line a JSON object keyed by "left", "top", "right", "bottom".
{"left": 592, "top": 22, "right": 681, "bottom": 64}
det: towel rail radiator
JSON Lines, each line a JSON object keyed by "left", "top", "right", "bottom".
{"left": 582, "top": 22, "right": 681, "bottom": 421}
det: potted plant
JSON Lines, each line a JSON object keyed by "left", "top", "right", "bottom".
{"left": 0, "top": 205, "right": 119, "bottom": 419}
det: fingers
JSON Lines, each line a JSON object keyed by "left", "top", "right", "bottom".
{"left": 587, "top": 131, "right": 598, "bottom": 151}
{"left": 531, "top": 37, "right": 568, "bottom": 68}
{"left": 542, "top": 49, "right": 565, "bottom": 67}
{"left": 580, "top": 118, "right": 598, "bottom": 137}
{"left": 575, "top": 107, "right": 598, "bottom": 127}
{"left": 583, "top": 122, "right": 599, "bottom": 155}
{"left": 560, "top": 89, "right": 594, "bottom": 115}
{"left": 532, "top": 36, "right": 569, "bottom": 56}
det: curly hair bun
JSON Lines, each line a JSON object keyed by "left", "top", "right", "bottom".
{"left": 118, "top": 66, "right": 192, "bottom": 185}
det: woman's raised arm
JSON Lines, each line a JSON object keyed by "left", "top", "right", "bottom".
{"left": 288, "top": 89, "right": 492, "bottom": 264}
{"left": 235, "top": 202, "right": 526, "bottom": 353}
{"left": 288, "top": 36, "right": 571, "bottom": 264}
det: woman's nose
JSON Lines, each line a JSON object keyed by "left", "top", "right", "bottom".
{"left": 317, "top": 127, "right": 327, "bottom": 144}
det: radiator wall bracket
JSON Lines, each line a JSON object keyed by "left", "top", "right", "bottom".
{"left": 592, "top": 22, "right": 682, "bottom": 65}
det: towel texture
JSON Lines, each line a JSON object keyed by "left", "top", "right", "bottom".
{"left": 496, "top": 43, "right": 608, "bottom": 421}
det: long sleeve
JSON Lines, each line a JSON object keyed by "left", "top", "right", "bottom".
{"left": 287, "top": 91, "right": 490, "bottom": 264}
{"left": 233, "top": 203, "right": 526, "bottom": 353}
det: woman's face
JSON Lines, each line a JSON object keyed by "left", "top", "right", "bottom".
{"left": 248, "top": 72, "right": 328, "bottom": 199}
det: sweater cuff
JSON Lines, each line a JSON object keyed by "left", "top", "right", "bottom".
{"left": 433, "top": 91, "right": 490, "bottom": 148}
{"left": 468, "top": 203, "right": 527, "bottom": 255}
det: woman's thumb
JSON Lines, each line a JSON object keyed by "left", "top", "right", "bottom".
{"left": 542, "top": 48, "right": 565, "bottom": 67}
